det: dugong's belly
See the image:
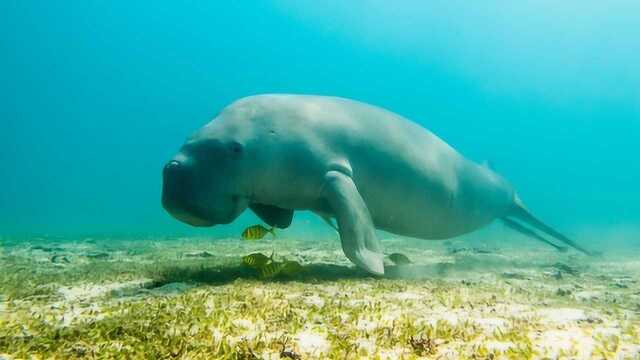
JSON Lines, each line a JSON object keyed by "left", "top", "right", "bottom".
{"left": 354, "top": 161, "right": 514, "bottom": 239}
{"left": 337, "top": 138, "right": 515, "bottom": 240}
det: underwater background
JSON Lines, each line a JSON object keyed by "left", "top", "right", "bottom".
{"left": 2, "top": 2, "right": 640, "bottom": 358}
{"left": 2, "top": 1, "right": 639, "bottom": 245}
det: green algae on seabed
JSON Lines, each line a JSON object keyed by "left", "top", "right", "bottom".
{"left": 0, "top": 236, "right": 639, "bottom": 359}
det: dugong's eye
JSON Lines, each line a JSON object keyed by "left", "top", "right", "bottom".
{"left": 228, "top": 141, "right": 243, "bottom": 155}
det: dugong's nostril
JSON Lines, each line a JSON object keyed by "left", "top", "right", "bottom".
{"left": 162, "top": 159, "right": 190, "bottom": 209}
{"left": 164, "top": 160, "right": 181, "bottom": 172}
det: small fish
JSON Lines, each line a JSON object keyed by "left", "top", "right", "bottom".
{"left": 280, "top": 349, "right": 302, "bottom": 360}
{"left": 85, "top": 252, "right": 110, "bottom": 260}
{"left": 280, "top": 260, "right": 304, "bottom": 276}
{"left": 51, "top": 254, "right": 70, "bottom": 264}
{"left": 32, "top": 245, "right": 65, "bottom": 252}
{"left": 553, "top": 262, "right": 579, "bottom": 276}
{"left": 184, "top": 251, "right": 214, "bottom": 258}
{"left": 242, "top": 253, "right": 272, "bottom": 268}
{"left": 259, "top": 261, "right": 285, "bottom": 278}
{"left": 388, "top": 253, "right": 412, "bottom": 266}
{"left": 258, "top": 261, "right": 304, "bottom": 279}
{"left": 241, "top": 225, "right": 275, "bottom": 240}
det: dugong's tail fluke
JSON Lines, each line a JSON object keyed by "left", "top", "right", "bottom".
{"left": 505, "top": 195, "right": 594, "bottom": 256}
{"left": 501, "top": 217, "right": 568, "bottom": 252}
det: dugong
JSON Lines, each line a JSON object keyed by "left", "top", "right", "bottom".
{"left": 162, "top": 94, "right": 591, "bottom": 275}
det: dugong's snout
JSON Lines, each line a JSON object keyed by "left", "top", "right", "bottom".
{"left": 161, "top": 160, "right": 215, "bottom": 227}
{"left": 161, "top": 144, "right": 248, "bottom": 227}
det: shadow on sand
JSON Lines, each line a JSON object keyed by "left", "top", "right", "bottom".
{"left": 153, "top": 263, "right": 376, "bottom": 287}
{"left": 152, "top": 255, "right": 537, "bottom": 288}
{"left": 152, "top": 262, "right": 495, "bottom": 287}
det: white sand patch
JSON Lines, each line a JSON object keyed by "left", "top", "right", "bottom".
{"left": 434, "top": 347, "right": 460, "bottom": 360}
{"left": 393, "top": 291, "right": 422, "bottom": 301}
{"left": 535, "top": 328, "right": 594, "bottom": 359}
{"left": 58, "top": 303, "right": 104, "bottom": 327}
{"left": 573, "top": 290, "right": 601, "bottom": 302}
{"left": 204, "top": 298, "right": 216, "bottom": 316}
{"left": 380, "top": 309, "right": 403, "bottom": 325}
{"left": 436, "top": 313, "right": 458, "bottom": 327}
{"left": 485, "top": 340, "right": 514, "bottom": 352}
{"left": 150, "top": 282, "right": 191, "bottom": 295}
{"left": 284, "top": 292, "right": 301, "bottom": 300}
{"left": 356, "top": 318, "right": 378, "bottom": 332}
{"left": 263, "top": 330, "right": 285, "bottom": 343}
{"left": 259, "top": 350, "right": 280, "bottom": 360}
{"left": 616, "top": 344, "right": 640, "bottom": 360}
{"left": 356, "top": 283, "right": 373, "bottom": 291}
{"left": 423, "top": 310, "right": 466, "bottom": 327}
{"left": 355, "top": 337, "right": 376, "bottom": 354}
{"left": 251, "top": 287, "right": 265, "bottom": 297}
{"left": 295, "top": 330, "right": 329, "bottom": 356}
{"left": 231, "top": 318, "right": 254, "bottom": 330}
{"left": 497, "top": 303, "right": 532, "bottom": 317}
{"left": 226, "top": 335, "right": 242, "bottom": 347}
{"left": 317, "top": 285, "right": 341, "bottom": 297}
{"left": 346, "top": 298, "right": 373, "bottom": 307}
{"left": 61, "top": 307, "right": 85, "bottom": 327}
{"left": 210, "top": 327, "right": 224, "bottom": 343}
{"left": 57, "top": 279, "right": 152, "bottom": 302}
{"left": 303, "top": 295, "right": 325, "bottom": 308}
{"left": 337, "top": 312, "right": 351, "bottom": 323}
{"left": 231, "top": 318, "right": 263, "bottom": 341}
{"left": 537, "top": 308, "right": 588, "bottom": 325}
{"left": 474, "top": 317, "right": 508, "bottom": 333}
{"left": 593, "top": 326, "right": 621, "bottom": 339}
{"left": 379, "top": 347, "right": 407, "bottom": 359}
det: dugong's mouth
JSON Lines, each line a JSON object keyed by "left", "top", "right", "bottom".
{"left": 162, "top": 159, "right": 217, "bottom": 227}
{"left": 166, "top": 207, "right": 216, "bottom": 227}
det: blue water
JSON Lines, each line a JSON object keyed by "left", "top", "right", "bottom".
{"left": 2, "top": 1, "right": 638, "bottom": 245}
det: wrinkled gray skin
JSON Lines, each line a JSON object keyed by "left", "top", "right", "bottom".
{"left": 162, "top": 94, "right": 589, "bottom": 275}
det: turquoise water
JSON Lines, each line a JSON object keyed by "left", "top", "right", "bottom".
{"left": 2, "top": 4, "right": 640, "bottom": 358}
{"left": 1, "top": 1, "right": 639, "bottom": 247}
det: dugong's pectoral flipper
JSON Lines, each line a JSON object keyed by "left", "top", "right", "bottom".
{"left": 313, "top": 212, "right": 338, "bottom": 232}
{"left": 322, "top": 170, "right": 385, "bottom": 275}
{"left": 249, "top": 203, "right": 293, "bottom": 229}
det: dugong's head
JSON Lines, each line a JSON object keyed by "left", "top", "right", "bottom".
{"left": 161, "top": 121, "right": 248, "bottom": 227}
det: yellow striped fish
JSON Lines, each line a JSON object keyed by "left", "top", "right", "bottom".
{"left": 242, "top": 253, "right": 272, "bottom": 268}
{"left": 257, "top": 260, "right": 304, "bottom": 279}
{"left": 258, "top": 261, "right": 285, "bottom": 278}
{"left": 280, "top": 260, "right": 304, "bottom": 276}
{"left": 241, "top": 224, "right": 275, "bottom": 240}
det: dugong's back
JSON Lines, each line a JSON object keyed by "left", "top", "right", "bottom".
{"left": 222, "top": 94, "right": 514, "bottom": 239}
{"left": 226, "top": 94, "right": 463, "bottom": 174}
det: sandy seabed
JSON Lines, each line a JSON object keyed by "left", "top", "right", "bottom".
{"left": 0, "top": 234, "right": 638, "bottom": 359}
